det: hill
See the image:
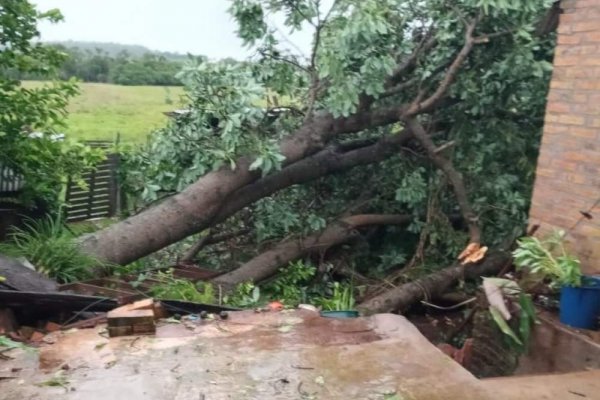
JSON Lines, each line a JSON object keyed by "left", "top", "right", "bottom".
{"left": 45, "top": 40, "right": 192, "bottom": 60}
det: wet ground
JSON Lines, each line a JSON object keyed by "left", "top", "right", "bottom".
{"left": 0, "top": 310, "right": 495, "bottom": 400}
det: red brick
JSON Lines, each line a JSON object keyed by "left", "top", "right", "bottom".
{"left": 572, "top": 21, "right": 600, "bottom": 32}
{"left": 583, "top": 32, "right": 600, "bottom": 43}
{"left": 45, "top": 322, "right": 61, "bottom": 333}
{"left": 547, "top": 101, "right": 571, "bottom": 113}
{"left": 553, "top": 55, "right": 580, "bottom": 66}
{"left": 575, "top": 0, "right": 600, "bottom": 8}
{"left": 558, "top": 34, "right": 581, "bottom": 45}
{"left": 30, "top": 331, "right": 45, "bottom": 342}
{"left": 558, "top": 114, "right": 585, "bottom": 125}
{"left": 575, "top": 80, "right": 600, "bottom": 91}
{"left": 570, "top": 126, "right": 597, "bottom": 138}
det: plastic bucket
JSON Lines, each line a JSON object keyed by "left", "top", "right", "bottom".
{"left": 559, "top": 276, "right": 600, "bottom": 330}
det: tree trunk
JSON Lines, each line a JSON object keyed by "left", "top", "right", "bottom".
{"left": 357, "top": 251, "right": 510, "bottom": 315}
{"left": 212, "top": 214, "right": 412, "bottom": 287}
{"left": 79, "top": 106, "right": 403, "bottom": 265}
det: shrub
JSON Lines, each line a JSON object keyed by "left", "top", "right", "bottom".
{"left": 0, "top": 214, "right": 101, "bottom": 283}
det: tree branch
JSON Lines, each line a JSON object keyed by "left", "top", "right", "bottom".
{"left": 403, "top": 16, "right": 479, "bottom": 116}
{"left": 212, "top": 214, "right": 413, "bottom": 286}
{"left": 357, "top": 250, "right": 510, "bottom": 315}
{"left": 405, "top": 118, "right": 481, "bottom": 244}
{"left": 213, "top": 130, "right": 413, "bottom": 225}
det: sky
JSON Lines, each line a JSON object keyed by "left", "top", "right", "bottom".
{"left": 33, "top": 0, "right": 315, "bottom": 60}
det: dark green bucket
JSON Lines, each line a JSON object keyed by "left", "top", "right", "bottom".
{"left": 320, "top": 310, "right": 359, "bottom": 318}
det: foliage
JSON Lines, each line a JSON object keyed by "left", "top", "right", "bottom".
{"left": 223, "top": 282, "right": 262, "bottom": 307}
{"left": 148, "top": 269, "right": 215, "bottom": 303}
{"left": 0, "top": 213, "right": 101, "bottom": 282}
{"left": 262, "top": 260, "right": 317, "bottom": 306}
{"left": 0, "top": 0, "right": 104, "bottom": 210}
{"left": 10, "top": 44, "right": 195, "bottom": 86}
{"left": 0, "top": 335, "right": 35, "bottom": 352}
{"left": 483, "top": 277, "right": 537, "bottom": 354}
{"left": 118, "top": 0, "right": 556, "bottom": 285}
{"left": 513, "top": 230, "right": 582, "bottom": 288}
{"left": 317, "top": 281, "right": 356, "bottom": 311}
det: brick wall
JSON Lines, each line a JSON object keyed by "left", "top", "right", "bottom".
{"left": 529, "top": 0, "right": 600, "bottom": 273}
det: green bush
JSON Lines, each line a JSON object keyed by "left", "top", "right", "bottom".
{"left": 513, "top": 230, "right": 582, "bottom": 288}
{"left": 148, "top": 269, "right": 215, "bottom": 303}
{"left": 0, "top": 214, "right": 101, "bottom": 283}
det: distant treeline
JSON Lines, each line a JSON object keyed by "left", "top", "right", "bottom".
{"left": 14, "top": 44, "right": 208, "bottom": 86}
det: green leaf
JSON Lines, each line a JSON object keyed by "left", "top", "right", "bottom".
{"left": 490, "top": 306, "right": 522, "bottom": 345}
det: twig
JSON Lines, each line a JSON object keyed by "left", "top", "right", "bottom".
{"left": 420, "top": 297, "right": 476, "bottom": 310}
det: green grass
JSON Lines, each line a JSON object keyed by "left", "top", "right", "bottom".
{"left": 23, "top": 81, "right": 185, "bottom": 143}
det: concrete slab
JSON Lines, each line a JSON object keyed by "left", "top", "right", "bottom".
{"left": 0, "top": 311, "right": 494, "bottom": 400}
{"left": 517, "top": 310, "right": 600, "bottom": 374}
{"left": 482, "top": 370, "right": 600, "bottom": 400}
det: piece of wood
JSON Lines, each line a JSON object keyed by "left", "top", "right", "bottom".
{"left": 61, "top": 314, "right": 107, "bottom": 330}
{"left": 107, "top": 309, "right": 154, "bottom": 327}
{"left": 110, "top": 298, "right": 154, "bottom": 314}
{"left": 0, "top": 255, "right": 58, "bottom": 292}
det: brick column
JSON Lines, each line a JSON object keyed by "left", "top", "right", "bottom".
{"left": 529, "top": 0, "right": 600, "bottom": 273}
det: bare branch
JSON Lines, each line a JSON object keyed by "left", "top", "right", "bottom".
{"left": 405, "top": 118, "right": 481, "bottom": 244}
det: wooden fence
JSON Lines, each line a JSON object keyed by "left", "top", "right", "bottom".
{"left": 65, "top": 141, "right": 120, "bottom": 222}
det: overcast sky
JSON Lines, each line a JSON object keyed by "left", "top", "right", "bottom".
{"left": 33, "top": 0, "right": 315, "bottom": 60}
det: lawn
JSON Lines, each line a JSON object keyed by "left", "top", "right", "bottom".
{"left": 23, "top": 81, "right": 185, "bottom": 143}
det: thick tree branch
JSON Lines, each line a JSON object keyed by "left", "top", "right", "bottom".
{"left": 212, "top": 214, "right": 413, "bottom": 286}
{"left": 180, "top": 228, "right": 252, "bottom": 263}
{"left": 357, "top": 251, "right": 510, "bottom": 315}
{"left": 212, "top": 131, "right": 413, "bottom": 225}
{"left": 406, "top": 118, "right": 480, "bottom": 244}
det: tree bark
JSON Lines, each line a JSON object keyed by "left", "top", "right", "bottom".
{"left": 79, "top": 106, "right": 404, "bottom": 265}
{"left": 357, "top": 251, "right": 510, "bottom": 315}
{"left": 212, "top": 214, "right": 412, "bottom": 287}
{"left": 406, "top": 118, "right": 481, "bottom": 244}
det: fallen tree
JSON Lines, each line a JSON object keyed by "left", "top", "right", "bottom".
{"left": 76, "top": 0, "right": 553, "bottom": 270}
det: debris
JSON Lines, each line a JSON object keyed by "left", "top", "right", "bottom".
{"left": 0, "top": 255, "right": 58, "bottom": 292}
{"left": 458, "top": 243, "right": 488, "bottom": 265}
{"left": 0, "top": 308, "right": 18, "bottom": 334}
{"left": 44, "top": 321, "right": 61, "bottom": 333}
{"left": 61, "top": 314, "right": 107, "bottom": 330}
{"left": 268, "top": 301, "right": 284, "bottom": 311}
{"left": 107, "top": 309, "right": 155, "bottom": 337}
{"left": 482, "top": 278, "right": 513, "bottom": 320}
{"left": 298, "top": 304, "right": 318, "bottom": 312}
{"left": 36, "top": 371, "right": 70, "bottom": 392}
{"left": 29, "top": 331, "right": 45, "bottom": 343}
{"left": 314, "top": 376, "right": 325, "bottom": 386}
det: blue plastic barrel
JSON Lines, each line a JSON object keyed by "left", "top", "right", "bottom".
{"left": 559, "top": 276, "right": 600, "bottom": 330}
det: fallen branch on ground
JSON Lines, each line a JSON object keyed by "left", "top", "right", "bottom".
{"left": 357, "top": 251, "right": 511, "bottom": 315}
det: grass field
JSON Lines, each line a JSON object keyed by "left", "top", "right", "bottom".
{"left": 23, "top": 81, "right": 185, "bottom": 143}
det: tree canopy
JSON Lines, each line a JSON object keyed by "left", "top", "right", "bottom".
{"left": 105, "top": 0, "right": 555, "bottom": 282}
